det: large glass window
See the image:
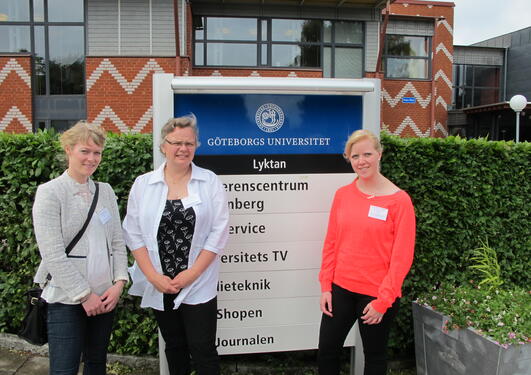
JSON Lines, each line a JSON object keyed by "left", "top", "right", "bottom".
{"left": 193, "top": 16, "right": 364, "bottom": 77}
{"left": 0, "top": 0, "right": 86, "bottom": 131}
{"left": 384, "top": 35, "right": 430, "bottom": 79}
{"left": 0, "top": 0, "right": 85, "bottom": 95}
{"left": 452, "top": 64, "right": 501, "bottom": 109}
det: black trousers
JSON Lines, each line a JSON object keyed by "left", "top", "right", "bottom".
{"left": 153, "top": 296, "right": 219, "bottom": 375}
{"left": 318, "top": 284, "right": 399, "bottom": 375}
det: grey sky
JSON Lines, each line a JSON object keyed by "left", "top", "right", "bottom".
{"left": 430, "top": 0, "right": 531, "bottom": 45}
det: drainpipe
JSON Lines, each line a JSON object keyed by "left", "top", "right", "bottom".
{"left": 429, "top": 17, "right": 438, "bottom": 137}
{"left": 174, "top": 0, "right": 181, "bottom": 75}
{"left": 503, "top": 47, "right": 508, "bottom": 101}
{"left": 375, "top": 0, "right": 390, "bottom": 74}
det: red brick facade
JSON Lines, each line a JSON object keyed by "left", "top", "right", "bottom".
{"left": 86, "top": 57, "right": 176, "bottom": 133}
{"left": 381, "top": 0, "right": 454, "bottom": 137}
{"left": 0, "top": 55, "right": 33, "bottom": 133}
{"left": 2, "top": 1, "right": 454, "bottom": 137}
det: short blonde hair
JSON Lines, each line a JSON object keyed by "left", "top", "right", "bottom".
{"left": 160, "top": 114, "right": 200, "bottom": 153}
{"left": 343, "top": 129, "right": 382, "bottom": 159}
{"left": 59, "top": 121, "right": 106, "bottom": 153}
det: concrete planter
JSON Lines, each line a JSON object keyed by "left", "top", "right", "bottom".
{"left": 412, "top": 302, "right": 531, "bottom": 375}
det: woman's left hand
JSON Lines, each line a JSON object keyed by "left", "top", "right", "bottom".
{"left": 100, "top": 280, "right": 125, "bottom": 313}
{"left": 361, "top": 302, "right": 384, "bottom": 325}
{"left": 171, "top": 269, "right": 199, "bottom": 289}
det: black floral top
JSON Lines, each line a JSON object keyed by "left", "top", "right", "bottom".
{"left": 157, "top": 199, "right": 196, "bottom": 310}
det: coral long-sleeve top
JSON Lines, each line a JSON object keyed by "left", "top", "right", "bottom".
{"left": 319, "top": 179, "right": 416, "bottom": 313}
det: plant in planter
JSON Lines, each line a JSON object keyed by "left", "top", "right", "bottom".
{"left": 412, "top": 241, "right": 531, "bottom": 375}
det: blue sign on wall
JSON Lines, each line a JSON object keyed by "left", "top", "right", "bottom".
{"left": 174, "top": 93, "right": 362, "bottom": 155}
{"left": 402, "top": 97, "right": 416, "bottom": 104}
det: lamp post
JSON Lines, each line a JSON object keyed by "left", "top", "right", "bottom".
{"left": 509, "top": 94, "right": 527, "bottom": 142}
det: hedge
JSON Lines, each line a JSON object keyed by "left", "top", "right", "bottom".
{"left": 0, "top": 131, "right": 529, "bottom": 357}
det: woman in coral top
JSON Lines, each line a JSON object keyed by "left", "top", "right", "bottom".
{"left": 318, "top": 130, "right": 416, "bottom": 375}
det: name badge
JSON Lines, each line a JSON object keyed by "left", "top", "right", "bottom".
{"left": 182, "top": 194, "right": 201, "bottom": 209}
{"left": 98, "top": 208, "right": 112, "bottom": 225}
{"left": 368, "top": 205, "right": 388, "bottom": 221}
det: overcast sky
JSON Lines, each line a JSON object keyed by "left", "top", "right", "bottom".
{"left": 432, "top": 0, "right": 531, "bottom": 45}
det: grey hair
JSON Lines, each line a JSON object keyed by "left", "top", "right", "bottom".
{"left": 159, "top": 114, "right": 200, "bottom": 153}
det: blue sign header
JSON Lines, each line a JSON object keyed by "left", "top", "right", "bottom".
{"left": 174, "top": 93, "right": 362, "bottom": 155}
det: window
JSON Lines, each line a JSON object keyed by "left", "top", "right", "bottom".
{"left": 1, "top": 0, "right": 86, "bottom": 131}
{"left": 384, "top": 35, "right": 430, "bottom": 79}
{"left": 0, "top": 0, "right": 30, "bottom": 21}
{"left": 452, "top": 64, "right": 500, "bottom": 109}
{"left": 0, "top": 0, "right": 85, "bottom": 95}
{"left": 193, "top": 16, "right": 364, "bottom": 78}
{"left": 0, "top": 25, "right": 31, "bottom": 52}
{"left": 271, "top": 19, "right": 322, "bottom": 68}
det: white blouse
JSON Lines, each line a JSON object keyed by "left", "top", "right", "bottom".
{"left": 122, "top": 162, "right": 229, "bottom": 311}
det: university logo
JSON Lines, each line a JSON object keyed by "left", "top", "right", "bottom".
{"left": 255, "top": 103, "right": 285, "bottom": 133}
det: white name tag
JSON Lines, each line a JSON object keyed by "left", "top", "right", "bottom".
{"left": 368, "top": 205, "right": 388, "bottom": 221}
{"left": 98, "top": 208, "right": 112, "bottom": 225}
{"left": 182, "top": 194, "right": 201, "bottom": 209}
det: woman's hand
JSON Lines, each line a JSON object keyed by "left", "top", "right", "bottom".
{"left": 361, "top": 302, "right": 383, "bottom": 325}
{"left": 82, "top": 293, "right": 105, "bottom": 316}
{"left": 100, "top": 281, "right": 126, "bottom": 313}
{"left": 170, "top": 250, "right": 216, "bottom": 290}
{"left": 149, "top": 273, "right": 180, "bottom": 294}
{"left": 320, "top": 291, "right": 333, "bottom": 317}
{"left": 171, "top": 269, "right": 199, "bottom": 290}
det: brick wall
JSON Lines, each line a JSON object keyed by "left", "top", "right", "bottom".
{"left": 86, "top": 57, "right": 176, "bottom": 133}
{"left": 382, "top": 0, "right": 454, "bottom": 137}
{"left": 0, "top": 56, "right": 33, "bottom": 133}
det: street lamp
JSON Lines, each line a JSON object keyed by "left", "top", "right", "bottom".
{"left": 509, "top": 94, "right": 527, "bottom": 142}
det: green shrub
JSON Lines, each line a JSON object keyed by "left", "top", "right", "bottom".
{"left": 0, "top": 131, "right": 529, "bottom": 357}
{"left": 380, "top": 134, "right": 530, "bottom": 354}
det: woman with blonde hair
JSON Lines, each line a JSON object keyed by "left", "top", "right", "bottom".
{"left": 318, "top": 129, "right": 416, "bottom": 375}
{"left": 33, "top": 121, "right": 128, "bottom": 375}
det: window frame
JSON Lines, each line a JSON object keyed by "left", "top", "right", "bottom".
{"left": 192, "top": 15, "right": 365, "bottom": 77}
{"left": 383, "top": 34, "right": 431, "bottom": 80}
{"left": 451, "top": 64, "right": 502, "bottom": 110}
{"left": 0, "top": 0, "right": 87, "bottom": 132}
{"left": 0, "top": 0, "right": 86, "bottom": 96}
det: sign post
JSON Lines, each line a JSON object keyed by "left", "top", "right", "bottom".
{"left": 152, "top": 75, "right": 381, "bottom": 374}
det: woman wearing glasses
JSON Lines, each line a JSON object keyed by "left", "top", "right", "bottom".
{"left": 123, "top": 115, "right": 229, "bottom": 375}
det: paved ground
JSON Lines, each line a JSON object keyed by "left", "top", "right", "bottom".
{"left": 0, "top": 333, "right": 414, "bottom": 374}
{"left": 0, "top": 333, "right": 159, "bottom": 375}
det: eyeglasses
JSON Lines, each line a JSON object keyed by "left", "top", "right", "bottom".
{"left": 165, "top": 139, "right": 196, "bottom": 148}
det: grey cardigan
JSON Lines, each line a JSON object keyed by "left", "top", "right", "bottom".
{"left": 33, "top": 171, "right": 129, "bottom": 303}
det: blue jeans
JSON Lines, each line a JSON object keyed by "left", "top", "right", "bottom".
{"left": 47, "top": 303, "right": 115, "bottom": 375}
